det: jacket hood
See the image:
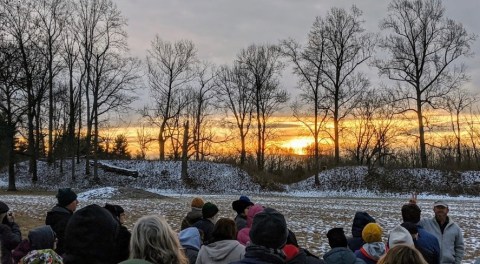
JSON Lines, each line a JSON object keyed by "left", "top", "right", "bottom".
{"left": 324, "top": 247, "right": 358, "bottom": 264}
{"left": 29, "top": 225, "right": 56, "bottom": 250}
{"left": 361, "top": 242, "right": 386, "bottom": 260}
{"left": 204, "top": 240, "right": 244, "bottom": 261}
{"left": 186, "top": 207, "right": 203, "bottom": 220}
{"left": 178, "top": 227, "right": 201, "bottom": 250}
{"left": 351, "top": 211, "right": 375, "bottom": 237}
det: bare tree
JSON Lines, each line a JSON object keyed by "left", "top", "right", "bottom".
{"left": 443, "top": 88, "right": 477, "bottom": 167}
{"left": 143, "top": 37, "right": 197, "bottom": 160}
{"left": 316, "top": 6, "right": 374, "bottom": 166}
{"left": 136, "top": 124, "right": 154, "bottom": 159}
{"left": 375, "top": 0, "right": 476, "bottom": 168}
{"left": 281, "top": 24, "right": 328, "bottom": 185}
{"left": 216, "top": 63, "right": 254, "bottom": 165}
{"left": 237, "top": 44, "right": 287, "bottom": 171}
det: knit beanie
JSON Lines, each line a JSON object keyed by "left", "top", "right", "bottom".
{"left": 56, "top": 188, "right": 77, "bottom": 207}
{"left": 388, "top": 225, "right": 414, "bottom": 248}
{"left": 191, "top": 197, "right": 205, "bottom": 209}
{"left": 327, "top": 228, "right": 348, "bottom": 248}
{"left": 202, "top": 202, "right": 219, "bottom": 219}
{"left": 232, "top": 195, "right": 254, "bottom": 214}
{"left": 362, "top": 223, "right": 383, "bottom": 243}
{"left": 249, "top": 207, "right": 288, "bottom": 249}
{"left": 21, "top": 249, "right": 63, "bottom": 264}
{"left": 0, "top": 201, "right": 9, "bottom": 214}
{"left": 64, "top": 204, "right": 119, "bottom": 262}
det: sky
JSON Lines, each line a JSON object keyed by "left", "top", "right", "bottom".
{"left": 114, "top": 0, "right": 480, "bottom": 114}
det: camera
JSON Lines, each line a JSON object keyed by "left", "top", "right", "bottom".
{"left": 7, "top": 212, "right": 12, "bottom": 216}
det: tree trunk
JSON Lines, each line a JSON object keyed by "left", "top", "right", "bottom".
{"left": 181, "top": 121, "right": 189, "bottom": 180}
{"left": 7, "top": 123, "right": 16, "bottom": 191}
{"left": 417, "top": 99, "right": 428, "bottom": 168}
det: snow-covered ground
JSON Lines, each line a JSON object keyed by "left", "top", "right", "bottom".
{"left": 1, "top": 160, "right": 480, "bottom": 262}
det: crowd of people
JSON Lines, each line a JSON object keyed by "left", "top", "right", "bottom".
{"left": 0, "top": 189, "right": 471, "bottom": 264}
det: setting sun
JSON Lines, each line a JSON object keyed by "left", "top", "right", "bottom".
{"left": 281, "top": 137, "right": 314, "bottom": 155}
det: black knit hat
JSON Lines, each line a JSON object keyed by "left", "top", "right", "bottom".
{"left": 202, "top": 202, "right": 219, "bottom": 219}
{"left": 64, "top": 204, "right": 119, "bottom": 262}
{"left": 0, "top": 201, "right": 9, "bottom": 214}
{"left": 56, "top": 188, "right": 77, "bottom": 207}
{"left": 232, "top": 196, "right": 254, "bottom": 214}
{"left": 327, "top": 228, "right": 348, "bottom": 248}
{"left": 249, "top": 207, "right": 288, "bottom": 249}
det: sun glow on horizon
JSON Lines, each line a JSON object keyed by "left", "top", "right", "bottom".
{"left": 281, "top": 137, "right": 314, "bottom": 155}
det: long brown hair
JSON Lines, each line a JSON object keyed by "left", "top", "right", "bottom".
{"left": 377, "top": 245, "right": 427, "bottom": 264}
{"left": 211, "top": 218, "right": 237, "bottom": 242}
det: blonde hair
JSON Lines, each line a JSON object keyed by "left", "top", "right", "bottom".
{"left": 130, "top": 215, "right": 188, "bottom": 264}
{"left": 378, "top": 245, "right": 428, "bottom": 264}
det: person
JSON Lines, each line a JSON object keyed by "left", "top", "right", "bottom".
{"left": 192, "top": 202, "right": 219, "bottom": 244}
{"left": 62, "top": 204, "right": 120, "bottom": 264}
{"left": 401, "top": 203, "right": 440, "bottom": 264}
{"left": 347, "top": 212, "right": 376, "bottom": 252}
{"left": 181, "top": 197, "right": 205, "bottom": 230}
{"left": 283, "top": 229, "right": 324, "bottom": 264}
{"left": 236, "top": 204, "right": 264, "bottom": 246}
{"left": 195, "top": 218, "right": 245, "bottom": 264}
{"left": 413, "top": 197, "right": 464, "bottom": 264}
{"left": 179, "top": 227, "right": 201, "bottom": 264}
{"left": 387, "top": 225, "right": 414, "bottom": 249}
{"left": 104, "top": 203, "right": 131, "bottom": 263}
{"left": 230, "top": 207, "right": 289, "bottom": 264}
{"left": 354, "top": 223, "right": 385, "bottom": 264}
{"left": 129, "top": 215, "right": 189, "bottom": 264}
{"left": 377, "top": 245, "right": 428, "bottom": 264}
{"left": 323, "top": 227, "right": 365, "bottom": 264}
{"left": 0, "top": 201, "right": 21, "bottom": 264}
{"left": 12, "top": 225, "right": 56, "bottom": 264}
{"left": 20, "top": 249, "right": 63, "bottom": 264}
{"left": 231, "top": 196, "right": 254, "bottom": 231}
{"left": 45, "top": 188, "right": 78, "bottom": 256}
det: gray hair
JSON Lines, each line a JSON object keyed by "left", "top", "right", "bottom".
{"left": 130, "top": 215, "right": 188, "bottom": 264}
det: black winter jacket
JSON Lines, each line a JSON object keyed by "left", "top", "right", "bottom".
{"left": 45, "top": 205, "right": 73, "bottom": 255}
{"left": 0, "top": 219, "right": 22, "bottom": 264}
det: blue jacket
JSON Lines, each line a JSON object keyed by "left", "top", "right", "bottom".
{"left": 324, "top": 247, "right": 366, "bottom": 264}
{"left": 415, "top": 226, "right": 440, "bottom": 264}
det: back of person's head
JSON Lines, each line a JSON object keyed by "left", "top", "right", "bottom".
{"left": 400, "top": 222, "right": 418, "bottom": 236}
{"left": 21, "top": 249, "right": 63, "bottom": 264}
{"left": 351, "top": 211, "right": 375, "bottom": 236}
{"left": 388, "top": 225, "right": 414, "bottom": 249}
{"left": 56, "top": 188, "right": 77, "bottom": 207}
{"left": 190, "top": 197, "right": 204, "bottom": 209}
{"left": 249, "top": 207, "right": 288, "bottom": 249}
{"left": 63, "top": 204, "right": 119, "bottom": 264}
{"left": 401, "top": 203, "right": 421, "bottom": 223}
{"left": 377, "top": 245, "right": 427, "bottom": 264}
{"left": 362, "top": 223, "right": 383, "bottom": 243}
{"left": 28, "top": 225, "right": 56, "bottom": 250}
{"left": 104, "top": 203, "right": 124, "bottom": 219}
{"left": 178, "top": 227, "right": 201, "bottom": 250}
{"left": 211, "top": 218, "right": 237, "bottom": 242}
{"left": 327, "top": 228, "right": 348, "bottom": 248}
{"left": 130, "top": 215, "right": 188, "bottom": 264}
{"left": 201, "top": 202, "right": 219, "bottom": 219}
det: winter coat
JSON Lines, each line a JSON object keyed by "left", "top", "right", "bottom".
{"left": 192, "top": 218, "right": 215, "bottom": 244}
{"left": 0, "top": 219, "right": 22, "bottom": 264}
{"left": 230, "top": 244, "right": 285, "bottom": 264}
{"left": 323, "top": 247, "right": 366, "bottom": 264}
{"left": 420, "top": 217, "right": 464, "bottom": 264}
{"left": 354, "top": 242, "right": 385, "bottom": 264}
{"left": 286, "top": 247, "right": 324, "bottom": 264}
{"left": 195, "top": 239, "right": 245, "bottom": 264}
{"left": 237, "top": 204, "right": 264, "bottom": 246}
{"left": 347, "top": 212, "right": 375, "bottom": 252}
{"left": 114, "top": 225, "right": 131, "bottom": 263}
{"left": 235, "top": 214, "right": 248, "bottom": 231}
{"left": 12, "top": 225, "right": 56, "bottom": 264}
{"left": 182, "top": 207, "right": 203, "bottom": 230}
{"left": 179, "top": 227, "right": 202, "bottom": 264}
{"left": 45, "top": 205, "right": 74, "bottom": 255}
{"left": 414, "top": 225, "right": 440, "bottom": 264}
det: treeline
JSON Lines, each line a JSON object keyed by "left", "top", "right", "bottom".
{"left": 0, "top": 0, "right": 477, "bottom": 190}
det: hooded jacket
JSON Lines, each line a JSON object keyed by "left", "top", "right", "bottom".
{"left": 181, "top": 207, "right": 203, "bottom": 230}
{"left": 354, "top": 242, "right": 386, "bottom": 264}
{"left": 195, "top": 239, "right": 245, "bottom": 264}
{"left": 414, "top": 225, "right": 440, "bottom": 264}
{"left": 179, "top": 227, "right": 202, "bottom": 264}
{"left": 323, "top": 247, "right": 366, "bottom": 264}
{"left": 12, "top": 225, "right": 56, "bottom": 264}
{"left": 237, "top": 204, "right": 264, "bottom": 246}
{"left": 420, "top": 217, "right": 464, "bottom": 264}
{"left": 347, "top": 212, "right": 375, "bottom": 252}
{"left": 45, "top": 205, "right": 73, "bottom": 255}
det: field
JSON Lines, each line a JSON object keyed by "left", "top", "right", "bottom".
{"left": 1, "top": 190, "right": 479, "bottom": 263}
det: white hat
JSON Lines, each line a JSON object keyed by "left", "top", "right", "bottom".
{"left": 388, "top": 225, "right": 414, "bottom": 248}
